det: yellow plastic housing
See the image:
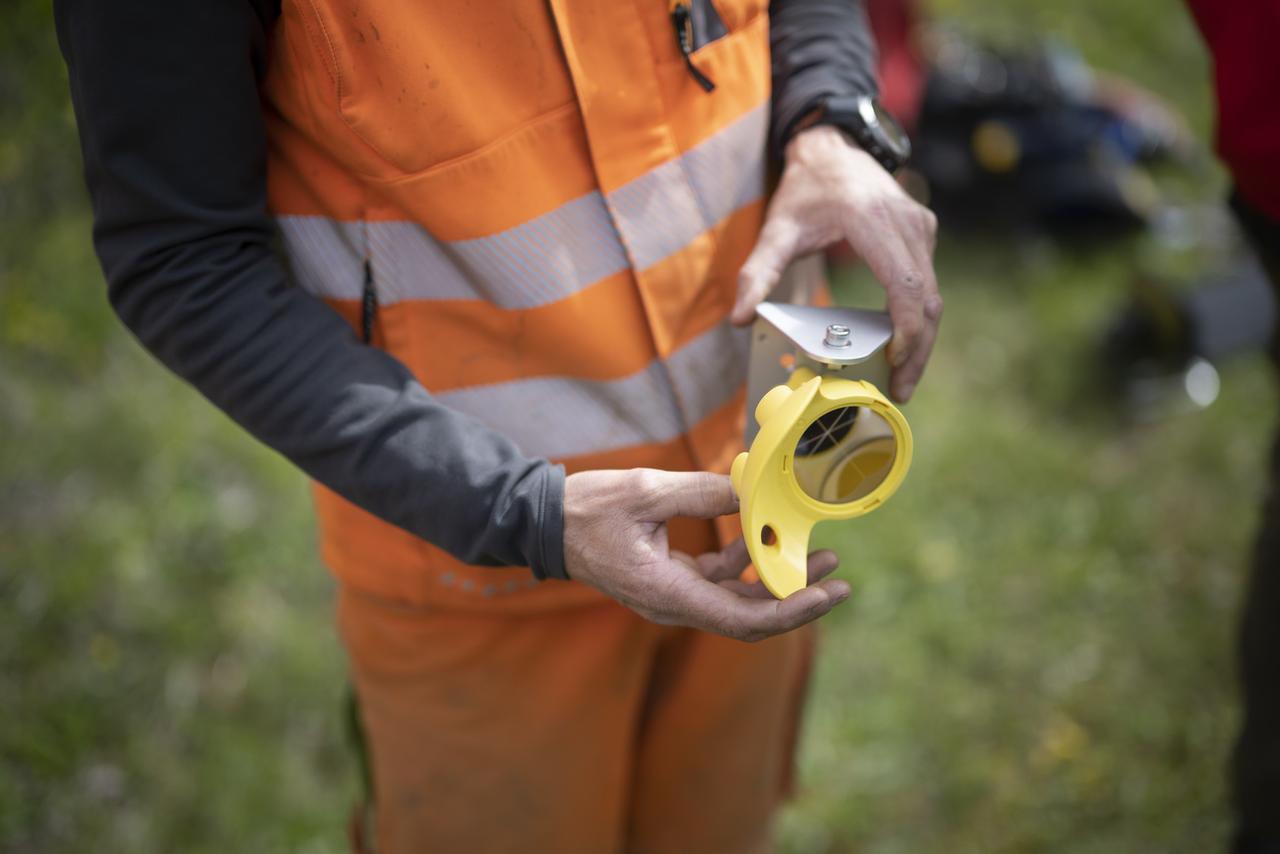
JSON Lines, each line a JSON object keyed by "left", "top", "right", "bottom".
{"left": 730, "top": 369, "right": 913, "bottom": 599}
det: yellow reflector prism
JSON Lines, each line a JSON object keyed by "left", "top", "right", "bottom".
{"left": 732, "top": 304, "right": 914, "bottom": 599}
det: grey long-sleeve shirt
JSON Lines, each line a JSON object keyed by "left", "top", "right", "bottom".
{"left": 54, "top": 0, "right": 877, "bottom": 582}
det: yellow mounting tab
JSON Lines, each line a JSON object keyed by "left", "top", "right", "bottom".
{"left": 731, "top": 304, "right": 913, "bottom": 599}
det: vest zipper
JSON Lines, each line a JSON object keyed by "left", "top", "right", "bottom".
{"left": 361, "top": 258, "right": 378, "bottom": 345}
{"left": 671, "top": 4, "right": 716, "bottom": 92}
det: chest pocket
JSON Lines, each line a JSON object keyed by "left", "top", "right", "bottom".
{"left": 293, "top": 0, "right": 577, "bottom": 176}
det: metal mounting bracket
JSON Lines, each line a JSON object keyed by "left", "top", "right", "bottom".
{"left": 745, "top": 303, "right": 893, "bottom": 444}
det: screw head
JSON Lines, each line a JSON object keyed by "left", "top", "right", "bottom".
{"left": 824, "top": 323, "right": 852, "bottom": 347}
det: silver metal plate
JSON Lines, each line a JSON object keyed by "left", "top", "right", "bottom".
{"left": 745, "top": 303, "right": 894, "bottom": 445}
{"left": 755, "top": 303, "right": 892, "bottom": 365}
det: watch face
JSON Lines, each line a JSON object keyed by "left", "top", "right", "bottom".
{"left": 848, "top": 96, "right": 911, "bottom": 170}
{"left": 871, "top": 100, "right": 911, "bottom": 160}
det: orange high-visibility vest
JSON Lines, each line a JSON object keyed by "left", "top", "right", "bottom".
{"left": 261, "top": 0, "right": 770, "bottom": 612}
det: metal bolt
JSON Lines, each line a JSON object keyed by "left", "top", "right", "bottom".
{"left": 824, "top": 323, "right": 852, "bottom": 348}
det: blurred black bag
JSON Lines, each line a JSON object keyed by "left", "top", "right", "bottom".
{"left": 911, "top": 34, "right": 1182, "bottom": 237}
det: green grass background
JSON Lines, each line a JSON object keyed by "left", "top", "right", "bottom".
{"left": 1, "top": 1, "right": 1270, "bottom": 851}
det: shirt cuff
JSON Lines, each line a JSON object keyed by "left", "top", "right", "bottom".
{"left": 529, "top": 462, "right": 568, "bottom": 580}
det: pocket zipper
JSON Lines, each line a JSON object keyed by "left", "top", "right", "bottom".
{"left": 671, "top": 3, "right": 716, "bottom": 92}
{"left": 361, "top": 258, "right": 378, "bottom": 345}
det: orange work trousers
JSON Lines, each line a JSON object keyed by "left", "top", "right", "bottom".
{"left": 338, "top": 588, "right": 816, "bottom": 854}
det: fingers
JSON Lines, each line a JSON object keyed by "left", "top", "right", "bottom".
{"left": 693, "top": 538, "right": 751, "bottom": 583}
{"left": 670, "top": 575, "right": 851, "bottom": 642}
{"left": 891, "top": 206, "right": 941, "bottom": 402}
{"left": 842, "top": 200, "right": 940, "bottom": 402}
{"left": 892, "top": 285, "right": 941, "bottom": 402}
{"left": 732, "top": 214, "right": 802, "bottom": 325}
{"left": 645, "top": 541, "right": 849, "bottom": 641}
{"left": 638, "top": 469, "right": 739, "bottom": 521}
{"left": 805, "top": 548, "right": 840, "bottom": 585}
{"left": 690, "top": 541, "right": 839, "bottom": 588}
{"left": 844, "top": 213, "right": 924, "bottom": 372}
{"left": 718, "top": 548, "right": 841, "bottom": 598}
{"left": 721, "top": 577, "right": 852, "bottom": 606}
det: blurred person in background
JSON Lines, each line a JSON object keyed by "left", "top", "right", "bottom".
{"left": 1186, "top": 3, "right": 1280, "bottom": 852}
{"left": 54, "top": 0, "right": 939, "bottom": 850}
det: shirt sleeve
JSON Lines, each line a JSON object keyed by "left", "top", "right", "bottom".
{"left": 769, "top": 0, "right": 880, "bottom": 158}
{"left": 53, "top": 0, "right": 568, "bottom": 580}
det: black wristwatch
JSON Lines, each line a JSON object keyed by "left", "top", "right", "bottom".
{"left": 793, "top": 95, "right": 912, "bottom": 175}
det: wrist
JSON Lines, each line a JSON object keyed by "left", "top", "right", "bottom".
{"left": 786, "top": 123, "right": 855, "bottom": 160}
{"left": 784, "top": 96, "right": 911, "bottom": 175}
{"left": 784, "top": 124, "right": 877, "bottom": 177}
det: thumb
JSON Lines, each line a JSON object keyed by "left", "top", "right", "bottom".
{"left": 642, "top": 471, "right": 739, "bottom": 520}
{"left": 732, "top": 215, "right": 801, "bottom": 325}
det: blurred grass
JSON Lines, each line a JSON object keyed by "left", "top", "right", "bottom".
{"left": 0, "top": 3, "right": 353, "bottom": 851}
{"left": 782, "top": 243, "right": 1271, "bottom": 852}
{"left": 0, "top": 0, "right": 1271, "bottom": 852}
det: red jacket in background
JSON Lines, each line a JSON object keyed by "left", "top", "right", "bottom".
{"left": 1187, "top": 0, "right": 1280, "bottom": 222}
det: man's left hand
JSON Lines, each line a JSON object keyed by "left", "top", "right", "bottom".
{"left": 733, "top": 125, "right": 941, "bottom": 403}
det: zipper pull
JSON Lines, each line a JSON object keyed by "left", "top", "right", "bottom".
{"left": 671, "top": 4, "right": 715, "bottom": 92}
{"left": 361, "top": 258, "right": 378, "bottom": 345}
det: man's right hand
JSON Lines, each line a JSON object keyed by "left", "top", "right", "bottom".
{"left": 563, "top": 469, "right": 852, "bottom": 642}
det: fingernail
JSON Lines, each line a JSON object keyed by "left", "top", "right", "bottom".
{"left": 895, "top": 381, "right": 915, "bottom": 401}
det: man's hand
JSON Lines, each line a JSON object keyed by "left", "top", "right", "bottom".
{"left": 733, "top": 125, "right": 942, "bottom": 403}
{"left": 563, "top": 469, "right": 851, "bottom": 642}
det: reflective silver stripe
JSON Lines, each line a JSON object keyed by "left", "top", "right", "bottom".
{"left": 275, "top": 102, "right": 767, "bottom": 307}
{"left": 436, "top": 321, "right": 749, "bottom": 459}
{"left": 278, "top": 217, "right": 366, "bottom": 301}
{"left": 448, "top": 191, "right": 630, "bottom": 307}
{"left": 608, "top": 104, "right": 767, "bottom": 271}
{"left": 280, "top": 193, "right": 630, "bottom": 309}
{"left": 367, "top": 220, "right": 479, "bottom": 303}
{"left": 683, "top": 105, "right": 769, "bottom": 229}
